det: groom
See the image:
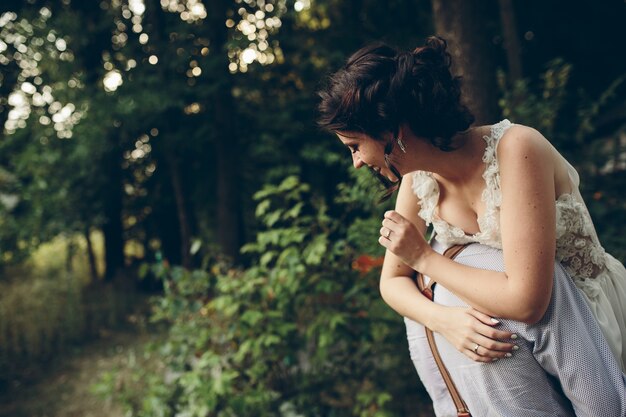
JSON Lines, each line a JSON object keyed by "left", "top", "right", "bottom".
{"left": 405, "top": 240, "right": 626, "bottom": 417}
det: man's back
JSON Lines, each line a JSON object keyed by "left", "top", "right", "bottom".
{"left": 405, "top": 240, "right": 626, "bottom": 417}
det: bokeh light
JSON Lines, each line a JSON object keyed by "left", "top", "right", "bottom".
{"left": 103, "top": 70, "right": 123, "bottom": 92}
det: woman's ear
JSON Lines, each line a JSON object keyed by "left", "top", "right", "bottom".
{"left": 397, "top": 123, "right": 411, "bottom": 141}
{"left": 381, "top": 130, "right": 397, "bottom": 143}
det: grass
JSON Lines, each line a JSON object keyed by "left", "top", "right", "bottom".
{"left": 0, "top": 319, "right": 164, "bottom": 417}
{"left": 0, "top": 230, "right": 162, "bottom": 416}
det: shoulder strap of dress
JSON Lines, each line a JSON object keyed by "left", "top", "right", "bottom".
{"left": 481, "top": 120, "right": 514, "bottom": 209}
{"left": 411, "top": 171, "right": 439, "bottom": 226}
{"left": 482, "top": 119, "right": 513, "bottom": 165}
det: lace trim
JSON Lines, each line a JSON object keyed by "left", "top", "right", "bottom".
{"left": 555, "top": 193, "right": 607, "bottom": 280}
{"left": 411, "top": 171, "right": 481, "bottom": 245}
{"left": 411, "top": 170, "right": 438, "bottom": 227}
{"left": 574, "top": 267, "right": 611, "bottom": 300}
{"left": 411, "top": 120, "right": 513, "bottom": 248}
{"left": 477, "top": 119, "right": 513, "bottom": 246}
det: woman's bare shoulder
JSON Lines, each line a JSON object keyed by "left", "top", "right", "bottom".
{"left": 496, "top": 123, "right": 553, "bottom": 164}
{"left": 397, "top": 173, "right": 427, "bottom": 233}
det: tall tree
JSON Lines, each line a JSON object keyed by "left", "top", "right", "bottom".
{"left": 431, "top": 0, "right": 500, "bottom": 124}
{"left": 498, "top": 0, "right": 523, "bottom": 83}
{"left": 206, "top": 0, "right": 242, "bottom": 261}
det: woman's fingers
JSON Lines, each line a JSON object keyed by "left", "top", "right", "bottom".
{"left": 463, "top": 346, "right": 513, "bottom": 363}
{"left": 467, "top": 309, "right": 516, "bottom": 340}
{"left": 463, "top": 349, "right": 495, "bottom": 363}
{"left": 470, "top": 333, "right": 517, "bottom": 355}
{"left": 384, "top": 210, "right": 404, "bottom": 224}
{"left": 455, "top": 310, "right": 520, "bottom": 362}
{"left": 437, "top": 307, "right": 520, "bottom": 363}
{"left": 480, "top": 327, "right": 517, "bottom": 342}
{"left": 381, "top": 218, "right": 398, "bottom": 231}
{"left": 467, "top": 309, "right": 501, "bottom": 326}
{"left": 460, "top": 322, "right": 519, "bottom": 362}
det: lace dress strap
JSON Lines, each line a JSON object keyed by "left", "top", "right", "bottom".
{"left": 411, "top": 170, "right": 439, "bottom": 226}
{"left": 477, "top": 119, "right": 513, "bottom": 239}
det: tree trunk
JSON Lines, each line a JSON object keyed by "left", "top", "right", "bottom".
{"left": 207, "top": 0, "right": 242, "bottom": 261}
{"left": 102, "top": 140, "right": 125, "bottom": 281}
{"left": 0, "top": 60, "right": 19, "bottom": 137}
{"left": 498, "top": 0, "right": 523, "bottom": 83}
{"left": 84, "top": 227, "right": 99, "bottom": 281}
{"left": 213, "top": 106, "right": 240, "bottom": 260}
{"left": 66, "top": 237, "right": 76, "bottom": 273}
{"left": 431, "top": 0, "right": 500, "bottom": 124}
{"left": 66, "top": 0, "right": 125, "bottom": 280}
{"left": 169, "top": 156, "right": 193, "bottom": 268}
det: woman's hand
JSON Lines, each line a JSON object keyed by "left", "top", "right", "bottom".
{"left": 379, "top": 209, "right": 518, "bottom": 361}
{"left": 431, "top": 306, "right": 518, "bottom": 363}
{"left": 379, "top": 210, "right": 434, "bottom": 270}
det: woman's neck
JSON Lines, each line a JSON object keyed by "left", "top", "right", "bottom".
{"left": 400, "top": 126, "right": 489, "bottom": 183}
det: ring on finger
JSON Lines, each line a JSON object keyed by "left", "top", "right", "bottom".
{"left": 473, "top": 343, "right": 480, "bottom": 355}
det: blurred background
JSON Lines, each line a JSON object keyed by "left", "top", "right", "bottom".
{"left": 0, "top": 0, "right": 625, "bottom": 416}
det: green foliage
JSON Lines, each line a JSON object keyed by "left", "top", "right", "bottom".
{"left": 498, "top": 59, "right": 572, "bottom": 139}
{"left": 97, "top": 174, "right": 426, "bottom": 416}
{"left": 92, "top": 340, "right": 174, "bottom": 417}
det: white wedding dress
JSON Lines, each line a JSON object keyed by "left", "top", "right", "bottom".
{"left": 411, "top": 119, "right": 626, "bottom": 370}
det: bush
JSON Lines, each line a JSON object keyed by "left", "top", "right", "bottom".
{"left": 99, "top": 172, "right": 431, "bottom": 417}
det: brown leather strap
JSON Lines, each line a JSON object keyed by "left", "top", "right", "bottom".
{"left": 416, "top": 244, "right": 472, "bottom": 417}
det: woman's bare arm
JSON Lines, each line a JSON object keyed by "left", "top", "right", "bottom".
{"left": 378, "top": 174, "right": 436, "bottom": 325}
{"left": 381, "top": 126, "right": 556, "bottom": 324}
{"left": 379, "top": 174, "right": 516, "bottom": 360}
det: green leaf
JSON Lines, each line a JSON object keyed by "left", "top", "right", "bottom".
{"left": 303, "top": 234, "right": 327, "bottom": 265}
{"left": 255, "top": 199, "right": 271, "bottom": 217}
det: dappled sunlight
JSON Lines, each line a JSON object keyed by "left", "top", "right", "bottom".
{"left": 160, "top": 0, "right": 207, "bottom": 22}
{"left": 103, "top": 69, "right": 123, "bottom": 92}
{"left": 227, "top": 0, "right": 288, "bottom": 73}
{"left": 27, "top": 230, "right": 105, "bottom": 282}
{"left": 1, "top": 8, "right": 81, "bottom": 138}
{"left": 1, "top": 0, "right": 297, "bottom": 137}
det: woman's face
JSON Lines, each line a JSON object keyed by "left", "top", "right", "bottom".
{"left": 336, "top": 132, "right": 392, "bottom": 179}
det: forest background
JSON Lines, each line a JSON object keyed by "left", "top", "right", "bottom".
{"left": 0, "top": 0, "right": 625, "bottom": 416}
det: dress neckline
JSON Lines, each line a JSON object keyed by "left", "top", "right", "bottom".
{"left": 412, "top": 119, "right": 513, "bottom": 242}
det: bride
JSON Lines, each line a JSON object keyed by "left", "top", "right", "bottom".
{"left": 317, "top": 36, "right": 626, "bottom": 413}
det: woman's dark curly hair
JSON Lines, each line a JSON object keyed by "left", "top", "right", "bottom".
{"left": 318, "top": 36, "right": 475, "bottom": 152}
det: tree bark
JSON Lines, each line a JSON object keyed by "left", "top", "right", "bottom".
{"left": 0, "top": 59, "right": 19, "bottom": 136}
{"left": 431, "top": 0, "right": 500, "bottom": 124}
{"left": 66, "top": 237, "right": 76, "bottom": 273}
{"left": 206, "top": 0, "right": 242, "bottom": 261}
{"left": 498, "top": 0, "right": 523, "bottom": 83}
{"left": 102, "top": 139, "right": 125, "bottom": 281}
{"left": 169, "top": 156, "right": 193, "bottom": 268}
{"left": 64, "top": 0, "right": 125, "bottom": 280}
{"left": 84, "top": 227, "right": 99, "bottom": 281}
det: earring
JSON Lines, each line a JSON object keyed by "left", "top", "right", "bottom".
{"left": 396, "top": 137, "right": 407, "bottom": 153}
